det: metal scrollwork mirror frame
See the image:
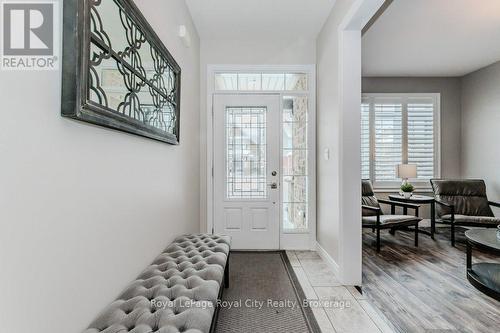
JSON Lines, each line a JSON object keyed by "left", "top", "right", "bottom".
{"left": 61, "top": 0, "right": 181, "bottom": 144}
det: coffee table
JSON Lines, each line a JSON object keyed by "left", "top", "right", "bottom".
{"left": 388, "top": 194, "right": 435, "bottom": 239}
{"left": 465, "top": 229, "right": 500, "bottom": 301}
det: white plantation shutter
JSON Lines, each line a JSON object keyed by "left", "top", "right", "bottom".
{"left": 361, "top": 102, "right": 370, "bottom": 179}
{"left": 407, "top": 98, "right": 435, "bottom": 180}
{"left": 361, "top": 94, "right": 439, "bottom": 187}
{"left": 374, "top": 100, "right": 403, "bottom": 182}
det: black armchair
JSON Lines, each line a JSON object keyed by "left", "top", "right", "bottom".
{"left": 430, "top": 179, "right": 500, "bottom": 246}
{"left": 362, "top": 180, "right": 422, "bottom": 252}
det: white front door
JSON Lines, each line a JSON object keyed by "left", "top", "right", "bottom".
{"left": 213, "top": 94, "right": 280, "bottom": 250}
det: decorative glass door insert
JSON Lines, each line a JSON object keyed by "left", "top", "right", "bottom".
{"left": 226, "top": 107, "right": 267, "bottom": 199}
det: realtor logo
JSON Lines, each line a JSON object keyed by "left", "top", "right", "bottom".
{"left": 1, "top": 1, "right": 59, "bottom": 70}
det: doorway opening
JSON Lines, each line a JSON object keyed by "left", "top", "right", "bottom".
{"left": 207, "top": 66, "right": 316, "bottom": 250}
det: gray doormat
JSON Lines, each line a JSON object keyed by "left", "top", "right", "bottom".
{"left": 214, "top": 251, "right": 320, "bottom": 333}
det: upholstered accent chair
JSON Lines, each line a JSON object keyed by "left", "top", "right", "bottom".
{"left": 362, "top": 180, "right": 423, "bottom": 252}
{"left": 430, "top": 179, "right": 500, "bottom": 246}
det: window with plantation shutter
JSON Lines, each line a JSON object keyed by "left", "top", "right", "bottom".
{"left": 374, "top": 100, "right": 403, "bottom": 182}
{"left": 361, "top": 101, "right": 370, "bottom": 180}
{"left": 361, "top": 93, "right": 440, "bottom": 188}
{"left": 407, "top": 98, "right": 435, "bottom": 180}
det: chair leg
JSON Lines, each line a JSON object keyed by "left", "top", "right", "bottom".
{"left": 376, "top": 228, "right": 381, "bottom": 252}
{"left": 415, "top": 222, "right": 419, "bottom": 247}
{"left": 451, "top": 223, "right": 455, "bottom": 247}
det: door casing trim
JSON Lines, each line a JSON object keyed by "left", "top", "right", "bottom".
{"left": 206, "top": 65, "right": 317, "bottom": 250}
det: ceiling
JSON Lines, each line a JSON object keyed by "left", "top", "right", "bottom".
{"left": 362, "top": 0, "right": 500, "bottom": 77}
{"left": 185, "top": 0, "right": 335, "bottom": 40}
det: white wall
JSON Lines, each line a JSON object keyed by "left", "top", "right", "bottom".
{"left": 316, "top": 0, "right": 357, "bottom": 270}
{"left": 461, "top": 60, "right": 500, "bottom": 213}
{"left": 199, "top": 38, "right": 317, "bottom": 231}
{"left": 0, "top": 1, "right": 200, "bottom": 332}
{"left": 316, "top": 0, "right": 383, "bottom": 284}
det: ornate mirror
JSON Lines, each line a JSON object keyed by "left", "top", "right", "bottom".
{"left": 62, "top": 0, "right": 181, "bottom": 144}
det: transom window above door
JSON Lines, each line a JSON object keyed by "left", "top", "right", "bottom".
{"left": 215, "top": 72, "right": 308, "bottom": 91}
{"left": 361, "top": 93, "right": 441, "bottom": 189}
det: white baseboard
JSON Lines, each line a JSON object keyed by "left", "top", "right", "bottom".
{"left": 315, "top": 241, "right": 340, "bottom": 280}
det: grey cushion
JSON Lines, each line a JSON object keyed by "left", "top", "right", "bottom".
{"left": 362, "top": 179, "right": 383, "bottom": 216}
{"left": 431, "top": 179, "right": 494, "bottom": 218}
{"left": 362, "top": 215, "right": 420, "bottom": 226}
{"left": 441, "top": 214, "right": 500, "bottom": 224}
{"left": 84, "top": 234, "right": 231, "bottom": 333}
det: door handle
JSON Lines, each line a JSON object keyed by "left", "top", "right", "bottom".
{"left": 268, "top": 182, "right": 278, "bottom": 189}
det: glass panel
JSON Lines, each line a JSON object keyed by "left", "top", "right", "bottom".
{"left": 283, "top": 149, "right": 307, "bottom": 176}
{"left": 283, "top": 123, "right": 307, "bottom": 150}
{"left": 88, "top": 0, "right": 178, "bottom": 136}
{"left": 262, "top": 73, "right": 285, "bottom": 90}
{"left": 89, "top": 48, "right": 129, "bottom": 109}
{"left": 238, "top": 73, "right": 262, "bottom": 90}
{"left": 214, "top": 72, "right": 308, "bottom": 92}
{"left": 282, "top": 96, "right": 308, "bottom": 230}
{"left": 283, "top": 176, "right": 308, "bottom": 203}
{"left": 215, "top": 73, "right": 237, "bottom": 90}
{"left": 91, "top": 0, "right": 129, "bottom": 53}
{"left": 226, "top": 107, "right": 267, "bottom": 199}
{"left": 283, "top": 95, "right": 308, "bottom": 122}
{"left": 285, "top": 73, "right": 308, "bottom": 91}
{"left": 283, "top": 203, "right": 307, "bottom": 230}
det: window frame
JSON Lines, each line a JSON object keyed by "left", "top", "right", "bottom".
{"left": 362, "top": 93, "right": 441, "bottom": 191}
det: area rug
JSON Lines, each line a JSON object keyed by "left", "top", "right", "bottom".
{"left": 214, "top": 251, "right": 320, "bottom": 333}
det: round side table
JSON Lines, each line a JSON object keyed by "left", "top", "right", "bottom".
{"left": 465, "top": 229, "right": 500, "bottom": 301}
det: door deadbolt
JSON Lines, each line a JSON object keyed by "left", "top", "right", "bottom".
{"left": 270, "top": 182, "right": 278, "bottom": 189}
{"left": 271, "top": 171, "right": 277, "bottom": 176}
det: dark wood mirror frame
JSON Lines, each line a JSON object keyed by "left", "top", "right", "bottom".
{"left": 61, "top": 0, "right": 181, "bottom": 144}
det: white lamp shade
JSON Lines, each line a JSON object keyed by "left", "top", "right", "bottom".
{"left": 396, "top": 164, "right": 417, "bottom": 179}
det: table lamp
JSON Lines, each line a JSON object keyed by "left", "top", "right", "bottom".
{"left": 396, "top": 164, "right": 417, "bottom": 185}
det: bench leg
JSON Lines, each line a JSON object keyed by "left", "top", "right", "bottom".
{"left": 224, "top": 253, "right": 230, "bottom": 288}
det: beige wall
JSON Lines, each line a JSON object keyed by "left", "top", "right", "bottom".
{"left": 461, "top": 61, "right": 500, "bottom": 215}
{"left": 0, "top": 1, "right": 201, "bottom": 332}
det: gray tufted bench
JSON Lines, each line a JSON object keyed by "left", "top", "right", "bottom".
{"left": 84, "top": 234, "right": 231, "bottom": 333}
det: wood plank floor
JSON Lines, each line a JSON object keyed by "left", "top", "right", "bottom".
{"left": 362, "top": 227, "right": 500, "bottom": 333}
